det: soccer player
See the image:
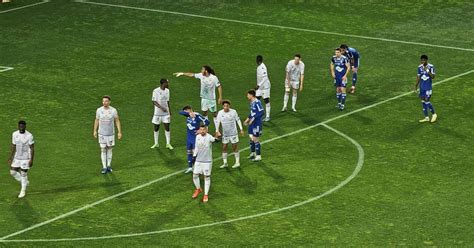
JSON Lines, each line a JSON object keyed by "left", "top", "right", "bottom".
{"left": 340, "top": 44, "right": 360, "bottom": 94}
{"left": 255, "top": 55, "right": 271, "bottom": 121}
{"left": 151, "top": 78, "right": 173, "bottom": 150}
{"left": 191, "top": 123, "right": 216, "bottom": 203}
{"left": 215, "top": 100, "right": 244, "bottom": 168}
{"left": 415, "top": 54, "right": 438, "bottom": 123}
{"left": 244, "top": 89, "right": 264, "bottom": 161}
{"left": 282, "top": 54, "right": 305, "bottom": 112}
{"left": 174, "top": 65, "right": 223, "bottom": 131}
{"left": 179, "top": 105, "right": 210, "bottom": 174}
{"left": 93, "top": 95, "right": 122, "bottom": 174}
{"left": 330, "top": 48, "right": 351, "bottom": 111}
{"left": 8, "top": 120, "right": 34, "bottom": 198}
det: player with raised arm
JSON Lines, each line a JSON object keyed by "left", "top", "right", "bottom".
{"left": 8, "top": 120, "right": 34, "bottom": 198}
{"left": 93, "top": 95, "right": 122, "bottom": 174}
{"left": 330, "top": 48, "right": 351, "bottom": 111}
{"left": 282, "top": 54, "right": 305, "bottom": 112}
{"left": 244, "top": 90, "right": 264, "bottom": 162}
{"left": 415, "top": 54, "right": 438, "bottom": 123}
{"left": 174, "top": 65, "right": 222, "bottom": 131}
{"left": 215, "top": 100, "right": 244, "bottom": 169}
{"left": 340, "top": 44, "right": 360, "bottom": 94}
{"left": 255, "top": 55, "right": 271, "bottom": 121}
{"left": 179, "top": 105, "right": 210, "bottom": 174}
{"left": 191, "top": 123, "right": 217, "bottom": 203}
{"left": 151, "top": 78, "right": 173, "bottom": 150}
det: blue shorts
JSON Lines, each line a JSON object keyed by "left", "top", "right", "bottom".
{"left": 249, "top": 124, "right": 262, "bottom": 137}
{"left": 334, "top": 77, "right": 347, "bottom": 88}
{"left": 419, "top": 89, "right": 432, "bottom": 100}
{"left": 186, "top": 139, "right": 195, "bottom": 150}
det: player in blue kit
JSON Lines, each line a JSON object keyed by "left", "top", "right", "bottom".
{"left": 179, "top": 105, "right": 210, "bottom": 173}
{"left": 415, "top": 55, "right": 438, "bottom": 123}
{"left": 244, "top": 89, "right": 264, "bottom": 162}
{"left": 330, "top": 48, "right": 351, "bottom": 111}
{"left": 340, "top": 44, "right": 360, "bottom": 94}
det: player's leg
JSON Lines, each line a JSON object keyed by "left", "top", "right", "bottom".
{"left": 425, "top": 92, "right": 437, "bottom": 122}
{"left": 419, "top": 94, "right": 430, "bottom": 123}
{"left": 185, "top": 142, "right": 194, "bottom": 173}
{"left": 220, "top": 141, "right": 229, "bottom": 168}
{"left": 163, "top": 116, "right": 173, "bottom": 149}
{"left": 248, "top": 132, "right": 256, "bottom": 159}
{"left": 340, "top": 80, "right": 347, "bottom": 111}
{"left": 264, "top": 89, "right": 271, "bottom": 121}
{"left": 192, "top": 163, "right": 203, "bottom": 198}
{"left": 99, "top": 136, "right": 108, "bottom": 174}
{"left": 253, "top": 134, "right": 262, "bottom": 161}
{"left": 231, "top": 140, "right": 240, "bottom": 168}
{"left": 105, "top": 136, "right": 115, "bottom": 172}
{"left": 202, "top": 163, "right": 212, "bottom": 202}
{"left": 10, "top": 162, "right": 22, "bottom": 182}
{"left": 18, "top": 167, "right": 29, "bottom": 198}
{"left": 291, "top": 84, "right": 298, "bottom": 112}
{"left": 282, "top": 81, "right": 290, "bottom": 111}
{"left": 151, "top": 119, "right": 160, "bottom": 148}
{"left": 351, "top": 62, "right": 359, "bottom": 93}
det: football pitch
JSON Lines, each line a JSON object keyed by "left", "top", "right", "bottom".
{"left": 0, "top": 0, "right": 473, "bottom": 246}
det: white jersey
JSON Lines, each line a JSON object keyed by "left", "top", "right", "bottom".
{"left": 194, "top": 73, "right": 220, "bottom": 100}
{"left": 257, "top": 63, "right": 271, "bottom": 90}
{"left": 12, "top": 130, "right": 34, "bottom": 160}
{"left": 217, "top": 108, "right": 242, "bottom": 137}
{"left": 194, "top": 133, "right": 216, "bottom": 163}
{"left": 96, "top": 106, "right": 118, "bottom": 136}
{"left": 152, "top": 87, "right": 170, "bottom": 116}
{"left": 286, "top": 60, "right": 305, "bottom": 82}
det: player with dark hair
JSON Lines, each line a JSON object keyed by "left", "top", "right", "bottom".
{"left": 151, "top": 78, "right": 173, "bottom": 150}
{"left": 340, "top": 44, "right": 360, "bottom": 94}
{"left": 282, "top": 54, "right": 305, "bottom": 112}
{"left": 415, "top": 54, "right": 437, "bottom": 123}
{"left": 215, "top": 100, "right": 244, "bottom": 168}
{"left": 330, "top": 48, "right": 351, "bottom": 111}
{"left": 244, "top": 89, "right": 264, "bottom": 161}
{"left": 255, "top": 55, "right": 271, "bottom": 121}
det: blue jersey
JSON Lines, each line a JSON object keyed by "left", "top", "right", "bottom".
{"left": 344, "top": 47, "right": 360, "bottom": 60}
{"left": 179, "top": 111, "right": 210, "bottom": 144}
{"left": 248, "top": 99, "right": 264, "bottom": 126}
{"left": 331, "top": 55, "right": 350, "bottom": 78}
{"left": 418, "top": 63, "right": 435, "bottom": 91}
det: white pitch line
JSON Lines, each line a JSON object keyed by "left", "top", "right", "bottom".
{"left": 74, "top": 0, "right": 474, "bottom": 52}
{"left": 0, "top": 69, "right": 472, "bottom": 241}
{"left": 0, "top": 123, "right": 364, "bottom": 242}
{"left": 0, "top": 0, "right": 49, "bottom": 14}
{"left": 0, "top": 66, "right": 14, "bottom": 72}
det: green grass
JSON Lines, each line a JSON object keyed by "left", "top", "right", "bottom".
{"left": 0, "top": 0, "right": 473, "bottom": 246}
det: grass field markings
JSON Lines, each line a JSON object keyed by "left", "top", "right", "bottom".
{"left": 0, "top": 66, "right": 14, "bottom": 72}
{"left": 0, "top": 69, "right": 471, "bottom": 242}
{"left": 0, "top": 123, "right": 364, "bottom": 242}
{"left": 0, "top": 0, "right": 49, "bottom": 14}
{"left": 74, "top": 0, "right": 474, "bottom": 52}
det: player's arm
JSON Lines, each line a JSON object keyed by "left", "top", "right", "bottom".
{"left": 330, "top": 62, "right": 335, "bottom": 79}
{"left": 343, "top": 62, "right": 350, "bottom": 80}
{"left": 215, "top": 113, "right": 222, "bottom": 137}
{"left": 427, "top": 66, "right": 435, "bottom": 79}
{"left": 167, "top": 100, "right": 171, "bottom": 115}
{"left": 236, "top": 114, "right": 244, "bottom": 136}
{"left": 93, "top": 118, "right": 99, "bottom": 138}
{"left": 115, "top": 114, "right": 122, "bottom": 140}
{"left": 178, "top": 110, "right": 190, "bottom": 117}
{"left": 8, "top": 144, "right": 16, "bottom": 165}
{"left": 173, "top": 72, "right": 195, "bottom": 77}
{"left": 299, "top": 73, "right": 304, "bottom": 92}
{"left": 217, "top": 85, "right": 223, "bottom": 104}
{"left": 415, "top": 75, "right": 421, "bottom": 92}
{"left": 29, "top": 144, "right": 35, "bottom": 167}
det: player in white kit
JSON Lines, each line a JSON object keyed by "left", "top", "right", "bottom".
{"left": 191, "top": 123, "right": 217, "bottom": 203}
{"left": 173, "top": 65, "right": 223, "bottom": 131}
{"left": 255, "top": 55, "right": 271, "bottom": 122}
{"left": 93, "top": 96, "right": 122, "bottom": 174}
{"left": 151, "top": 78, "right": 173, "bottom": 150}
{"left": 8, "top": 120, "right": 35, "bottom": 198}
{"left": 215, "top": 100, "right": 244, "bottom": 169}
{"left": 282, "top": 54, "right": 305, "bottom": 112}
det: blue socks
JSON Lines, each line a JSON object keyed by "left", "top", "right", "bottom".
{"left": 422, "top": 102, "right": 429, "bottom": 117}
{"left": 255, "top": 142, "right": 261, "bottom": 155}
{"left": 336, "top": 93, "right": 341, "bottom": 103}
{"left": 426, "top": 101, "right": 435, "bottom": 114}
{"left": 352, "top": 72, "right": 358, "bottom": 86}
{"left": 187, "top": 152, "right": 193, "bottom": 168}
{"left": 250, "top": 141, "right": 255, "bottom": 153}
{"left": 341, "top": 93, "right": 346, "bottom": 105}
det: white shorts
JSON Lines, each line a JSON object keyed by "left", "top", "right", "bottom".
{"left": 201, "top": 99, "right": 217, "bottom": 113}
{"left": 11, "top": 159, "right": 30, "bottom": 170}
{"left": 285, "top": 80, "right": 300, "bottom": 91}
{"left": 222, "top": 135, "right": 239, "bottom": 144}
{"left": 152, "top": 114, "right": 171, "bottom": 125}
{"left": 256, "top": 88, "right": 270, "bottom": 99}
{"left": 98, "top": 134, "right": 115, "bottom": 148}
{"left": 193, "top": 162, "right": 212, "bottom": 176}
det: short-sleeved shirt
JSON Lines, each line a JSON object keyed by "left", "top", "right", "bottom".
{"left": 418, "top": 63, "right": 435, "bottom": 91}
{"left": 286, "top": 60, "right": 305, "bottom": 83}
{"left": 194, "top": 73, "right": 221, "bottom": 100}
{"left": 331, "top": 55, "right": 350, "bottom": 78}
{"left": 12, "top": 130, "right": 34, "bottom": 160}
{"left": 257, "top": 63, "right": 271, "bottom": 90}
{"left": 217, "top": 108, "right": 240, "bottom": 137}
{"left": 194, "top": 133, "right": 216, "bottom": 163}
{"left": 248, "top": 99, "right": 264, "bottom": 127}
{"left": 152, "top": 87, "right": 170, "bottom": 116}
{"left": 96, "top": 106, "right": 118, "bottom": 136}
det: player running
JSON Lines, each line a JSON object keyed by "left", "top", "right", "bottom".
{"left": 151, "top": 78, "right": 173, "bottom": 150}
{"left": 244, "top": 90, "right": 264, "bottom": 162}
{"left": 179, "top": 105, "right": 210, "bottom": 174}
{"left": 215, "top": 100, "right": 244, "bottom": 169}
{"left": 174, "top": 65, "right": 223, "bottom": 131}
{"left": 282, "top": 54, "right": 305, "bottom": 112}
{"left": 330, "top": 48, "right": 351, "bottom": 111}
{"left": 191, "top": 123, "right": 217, "bottom": 203}
{"left": 255, "top": 55, "right": 271, "bottom": 121}
{"left": 415, "top": 54, "right": 438, "bottom": 123}
{"left": 8, "top": 120, "right": 35, "bottom": 198}
{"left": 340, "top": 44, "right": 360, "bottom": 94}
{"left": 93, "top": 95, "right": 122, "bottom": 174}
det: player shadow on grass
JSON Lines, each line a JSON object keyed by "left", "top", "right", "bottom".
{"left": 11, "top": 198, "right": 40, "bottom": 228}
{"left": 218, "top": 167, "right": 257, "bottom": 195}
{"left": 102, "top": 173, "right": 127, "bottom": 203}
{"left": 153, "top": 148, "right": 186, "bottom": 170}
{"left": 255, "top": 161, "right": 285, "bottom": 183}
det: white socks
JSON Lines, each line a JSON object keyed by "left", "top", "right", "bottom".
{"left": 235, "top": 151, "right": 240, "bottom": 164}
{"left": 222, "top": 152, "right": 228, "bottom": 164}
{"left": 107, "top": 148, "right": 113, "bottom": 167}
{"left": 204, "top": 176, "right": 210, "bottom": 195}
{"left": 165, "top": 130, "right": 171, "bottom": 145}
{"left": 10, "top": 170, "right": 21, "bottom": 182}
{"left": 266, "top": 103, "right": 271, "bottom": 118}
{"left": 20, "top": 171, "right": 28, "bottom": 192}
{"left": 292, "top": 95, "right": 297, "bottom": 109}
{"left": 101, "top": 148, "right": 107, "bottom": 169}
{"left": 193, "top": 174, "right": 200, "bottom": 189}
{"left": 283, "top": 93, "right": 289, "bottom": 108}
{"left": 154, "top": 131, "right": 159, "bottom": 145}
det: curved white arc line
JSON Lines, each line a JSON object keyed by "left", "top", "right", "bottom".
{"left": 0, "top": 124, "right": 364, "bottom": 242}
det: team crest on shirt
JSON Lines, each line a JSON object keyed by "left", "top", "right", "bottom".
{"left": 421, "top": 75, "right": 430, "bottom": 81}
{"left": 336, "top": 66, "right": 344, "bottom": 72}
